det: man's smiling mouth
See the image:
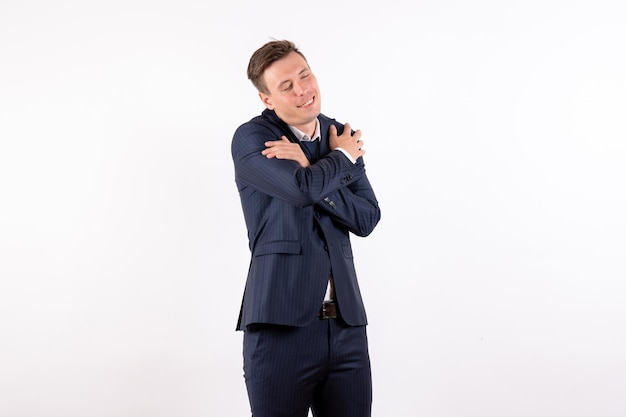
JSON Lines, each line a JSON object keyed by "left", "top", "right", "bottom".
{"left": 297, "top": 97, "right": 314, "bottom": 108}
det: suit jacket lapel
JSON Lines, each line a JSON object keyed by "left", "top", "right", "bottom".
{"left": 262, "top": 109, "right": 299, "bottom": 143}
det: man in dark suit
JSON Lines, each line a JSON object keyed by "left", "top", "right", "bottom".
{"left": 231, "top": 39, "right": 381, "bottom": 417}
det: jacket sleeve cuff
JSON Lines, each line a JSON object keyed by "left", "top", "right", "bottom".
{"left": 333, "top": 148, "right": 357, "bottom": 164}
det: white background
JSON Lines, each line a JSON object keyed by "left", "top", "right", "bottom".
{"left": 1, "top": 1, "right": 625, "bottom": 416}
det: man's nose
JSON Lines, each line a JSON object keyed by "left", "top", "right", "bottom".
{"left": 293, "top": 81, "right": 306, "bottom": 95}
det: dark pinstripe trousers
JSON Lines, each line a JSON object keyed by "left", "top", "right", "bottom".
{"left": 243, "top": 317, "right": 372, "bottom": 417}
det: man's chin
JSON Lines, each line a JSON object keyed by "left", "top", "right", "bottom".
{"left": 305, "top": 105, "right": 321, "bottom": 118}
{"left": 276, "top": 109, "right": 320, "bottom": 126}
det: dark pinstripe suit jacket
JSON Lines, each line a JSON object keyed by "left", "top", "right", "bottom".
{"left": 232, "top": 109, "right": 381, "bottom": 330}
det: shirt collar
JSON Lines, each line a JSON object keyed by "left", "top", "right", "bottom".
{"left": 289, "top": 118, "right": 320, "bottom": 142}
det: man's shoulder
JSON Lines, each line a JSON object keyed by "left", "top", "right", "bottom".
{"left": 234, "top": 112, "right": 278, "bottom": 137}
{"left": 236, "top": 109, "right": 281, "bottom": 131}
{"left": 231, "top": 112, "right": 286, "bottom": 158}
{"left": 318, "top": 113, "right": 348, "bottom": 135}
{"left": 319, "top": 113, "right": 346, "bottom": 128}
{"left": 318, "top": 113, "right": 336, "bottom": 124}
{"left": 237, "top": 112, "right": 269, "bottom": 128}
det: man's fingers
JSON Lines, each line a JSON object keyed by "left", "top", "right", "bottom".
{"left": 262, "top": 137, "right": 309, "bottom": 166}
{"left": 265, "top": 136, "right": 290, "bottom": 147}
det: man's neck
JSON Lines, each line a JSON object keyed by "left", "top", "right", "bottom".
{"left": 290, "top": 119, "right": 320, "bottom": 142}
{"left": 294, "top": 121, "right": 316, "bottom": 139}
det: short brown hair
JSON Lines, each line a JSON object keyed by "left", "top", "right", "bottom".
{"left": 247, "top": 40, "right": 308, "bottom": 94}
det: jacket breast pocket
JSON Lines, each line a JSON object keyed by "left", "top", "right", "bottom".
{"left": 254, "top": 240, "right": 302, "bottom": 257}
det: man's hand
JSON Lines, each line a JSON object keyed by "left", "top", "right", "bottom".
{"left": 329, "top": 123, "right": 365, "bottom": 161}
{"left": 262, "top": 136, "right": 311, "bottom": 167}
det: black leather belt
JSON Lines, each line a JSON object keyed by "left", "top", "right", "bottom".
{"left": 318, "top": 300, "right": 337, "bottom": 320}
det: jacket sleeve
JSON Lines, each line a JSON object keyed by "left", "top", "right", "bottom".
{"left": 232, "top": 122, "right": 366, "bottom": 207}
{"left": 316, "top": 158, "right": 381, "bottom": 237}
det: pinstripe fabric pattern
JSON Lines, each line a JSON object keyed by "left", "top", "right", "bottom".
{"left": 232, "top": 109, "right": 381, "bottom": 330}
{"left": 243, "top": 319, "right": 372, "bottom": 417}
{"left": 233, "top": 108, "right": 379, "bottom": 416}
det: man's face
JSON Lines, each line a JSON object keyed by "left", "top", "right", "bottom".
{"left": 259, "top": 52, "right": 321, "bottom": 132}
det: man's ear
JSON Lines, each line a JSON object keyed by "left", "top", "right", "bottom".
{"left": 259, "top": 92, "right": 274, "bottom": 110}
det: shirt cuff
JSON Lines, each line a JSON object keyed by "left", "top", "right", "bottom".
{"left": 335, "top": 147, "right": 357, "bottom": 164}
